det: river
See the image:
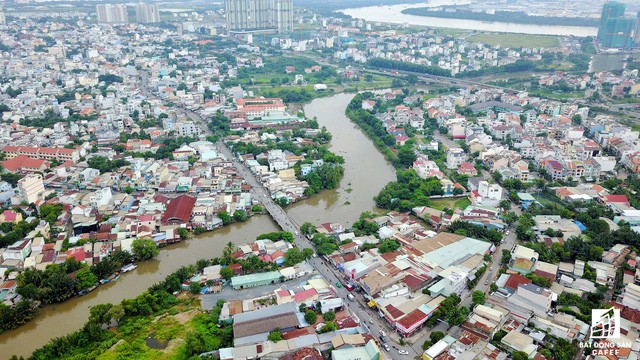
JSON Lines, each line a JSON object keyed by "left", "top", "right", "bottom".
{"left": 339, "top": 2, "right": 598, "bottom": 37}
{"left": 0, "top": 93, "right": 396, "bottom": 358}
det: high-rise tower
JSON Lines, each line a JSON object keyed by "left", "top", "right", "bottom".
{"left": 226, "top": 0, "right": 293, "bottom": 33}
{"left": 597, "top": 1, "right": 635, "bottom": 48}
{"left": 135, "top": 3, "right": 160, "bottom": 24}
{"left": 96, "top": 4, "right": 129, "bottom": 25}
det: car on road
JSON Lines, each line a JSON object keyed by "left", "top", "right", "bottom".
{"left": 369, "top": 318, "right": 373, "bottom": 324}
{"left": 345, "top": 283, "right": 354, "bottom": 291}
{"left": 383, "top": 344, "right": 390, "bottom": 352}
{"left": 489, "top": 266, "right": 493, "bottom": 271}
{"left": 398, "top": 349, "right": 409, "bottom": 355}
{"left": 347, "top": 294, "right": 355, "bottom": 301}
{"left": 335, "top": 282, "right": 342, "bottom": 288}
{"left": 379, "top": 335, "right": 387, "bottom": 343}
{"left": 380, "top": 330, "right": 387, "bottom": 337}
{"left": 485, "top": 280, "right": 489, "bottom": 285}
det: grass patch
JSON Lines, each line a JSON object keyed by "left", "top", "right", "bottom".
{"left": 345, "top": 188, "right": 353, "bottom": 193}
{"left": 533, "top": 193, "right": 563, "bottom": 207}
{"left": 343, "top": 201, "right": 351, "bottom": 205}
{"left": 466, "top": 33, "right": 560, "bottom": 48}
{"left": 429, "top": 197, "right": 470, "bottom": 211}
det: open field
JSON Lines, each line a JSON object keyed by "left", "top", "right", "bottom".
{"left": 466, "top": 33, "right": 560, "bottom": 48}
{"left": 429, "top": 197, "right": 471, "bottom": 211}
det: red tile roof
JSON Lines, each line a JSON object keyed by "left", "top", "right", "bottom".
{"left": 161, "top": 195, "right": 196, "bottom": 223}
{"left": 396, "top": 308, "right": 429, "bottom": 328}
{"left": 2, "top": 155, "right": 48, "bottom": 172}
{"left": 504, "top": 274, "right": 532, "bottom": 291}
{"left": 604, "top": 194, "right": 629, "bottom": 204}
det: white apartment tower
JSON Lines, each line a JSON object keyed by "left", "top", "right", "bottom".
{"left": 96, "top": 4, "right": 129, "bottom": 25}
{"left": 135, "top": 3, "right": 160, "bottom": 24}
{"left": 226, "top": 0, "right": 293, "bottom": 33}
{"left": 18, "top": 174, "right": 45, "bottom": 204}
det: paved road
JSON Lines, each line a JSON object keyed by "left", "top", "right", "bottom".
{"left": 433, "top": 131, "right": 461, "bottom": 150}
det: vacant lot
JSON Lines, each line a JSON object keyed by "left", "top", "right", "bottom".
{"left": 466, "top": 33, "right": 560, "bottom": 48}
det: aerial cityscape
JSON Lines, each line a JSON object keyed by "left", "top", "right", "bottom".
{"left": 1, "top": 0, "right": 640, "bottom": 359}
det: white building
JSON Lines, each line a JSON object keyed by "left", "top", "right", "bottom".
{"left": 472, "top": 181, "right": 503, "bottom": 207}
{"left": 446, "top": 148, "right": 466, "bottom": 169}
{"left": 174, "top": 121, "right": 200, "bottom": 137}
{"left": 621, "top": 283, "right": 640, "bottom": 311}
{"left": 90, "top": 188, "right": 113, "bottom": 208}
{"left": 18, "top": 174, "right": 44, "bottom": 204}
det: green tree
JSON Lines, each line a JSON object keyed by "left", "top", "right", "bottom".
{"left": 322, "top": 311, "right": 335, "bottom": 322}
{"left": 177, "top": 228, "right": 189, "bottom": 239}
{"left": 501, "top": 249, "right": 512, "bottom": 265}
{"left": 302, "top": 248, "right": 314, "bottom": 260}
{"left": 189, "top": 282, "right": 201, "bottom": 294}
{"left": 218, "top": 211, "right": 232, "bottom": 225}
{"left": 232, "top": 209, "right": 248, "bottom": 222}
{"left": 75, "top": 267, "right": 97, "bottom": 290}
{"left": 220, "top": 267, "right": 233, "bottom": 280}
{"left": 471, "top": 290, "right": 486, "bottom": 306}
{"left": 284, "top": 248, "right": 305, "bottom": 266}
{"left": 131, "top": 238, "right": 159, "bottom": 260}
{"left": 319, "top": 322, "right": 337, "bottom": 333}
{"left": 430, "top": 331, "right": 445, "bottom": 344}
{"left": 397, "top": 146, "right": 417, "bottom": 168}
{"left": 304, "top": 310, "right": 317, "bottom": 324}
{"left": 378, "top": 239, "right": 401, "bottom": 253}
{"left": 300, "top": 222, "right": 317, "bottom": 236}
{"left": 268, "top": 328, "right": 283, "bottom": 342}
{"left": 512, "top": 351, "right": 529, "bottom": 360}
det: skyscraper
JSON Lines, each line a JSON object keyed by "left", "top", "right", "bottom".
{"left": 226, "top": 0, "right": 293, "bottom": 33}
{"left": 135, "top": 3, "right": 160, "bottom": 24}
{"left": 597, "top": 1, "right": 635, "bottom": 49}
{"left": 96, "top": 4, "right": 129, "bottom": 25}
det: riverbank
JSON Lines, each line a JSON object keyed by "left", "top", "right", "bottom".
{"left": 339, "top": 4, "right": 598, "bottom": 37}
{"left": 401, "top": 7, "right": 598, "bottom": 27}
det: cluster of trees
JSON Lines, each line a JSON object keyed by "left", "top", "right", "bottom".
{"left": 346, "top": 95, "right": 406, "bottom": 165}
{"left": 14, "top": 250, "right": 136, "bottom": 309}
{"left": 283, "top": 247, "right": 314, "bottom": 266}
{"left": 303, "top": 164, "right": 344, "bottom": 197}
{"left": 446, "top": 221, "right": 503, "bottom": 244}
{"left": 87, "top": 156, "right": 129, "bottom": 174}
{"left": 207, "top": 112, "right": 231, "bottom": 141}
{"left": 39, "top": 203, "right": 64, "bottom": 226}
{"left": 425, "top": 294, "right": 468, "bottom": 326}
{"left": 20, "top": 109, "right": 94, "bottom": 128}
{"left": 367, "top": 58, "right": 452, "bottom": 77}
{"left": 456, "top": 60, "right": 537, "bottom": 78}
{"left": 0, "top": 299, "right": 37, "bottom": 334}
{"left": 256, "top": 231, "right": 295, "bottom": 243}
{"left": 30, "top": 260, "right": 232, "bottom": 359}
{"left": 97, "top": 74, "right": 123, "bottom": 85}
{"left": 311, "top": 233, "right": 339, "bottom": 255}
{"left": 261, "top": 88, "right": 314, "bottom": 103}
{"left": 378, "top": 239, "right": 401, "bottom": 254}
{"left": 374, "top": 169, "right": 443, "bottom": 211}
{"left": 557, "top": 292, "right": 604, "bottom": 323}
{"left": 0, "top": 220, "right": 37, "bottom": 248}
{"left": 351, "top": 213, "right": 380, "bottom": 236}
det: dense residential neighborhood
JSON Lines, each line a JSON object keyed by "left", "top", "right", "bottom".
{"left": 1, "top": 0, "right": 640, "bottom": 359}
